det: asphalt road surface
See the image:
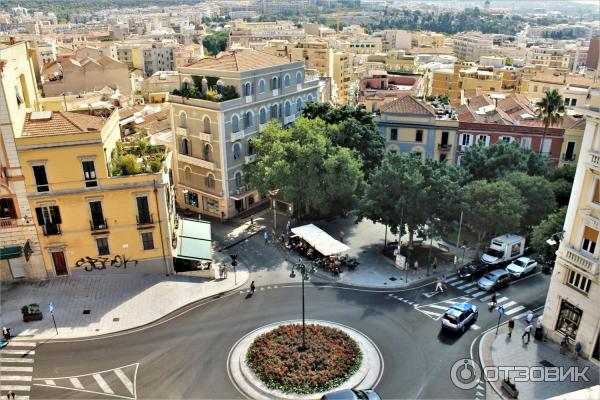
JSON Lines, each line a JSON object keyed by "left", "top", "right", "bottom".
{"left": 25, "top": 270, "right": 550, "bottom": 400}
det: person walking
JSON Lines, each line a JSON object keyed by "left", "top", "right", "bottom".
{"left": 2, "top": 327, "right": 11, "bottom": 342}
{"left": 507, "top": 318, "right": 515, "bottom": 337}
{"left": 560, "top": 336, "right": 569, "bottom": 355}
{"left": 219, "top": 265, "right": 224, "bottom": 279}
{"left": 435, "top": 278, "right": 444, "bottom": 293}
{"left": 522, "top": 323, "right": 533, "bottom": 343}
{"left": 263, "top": 230, "right": 269, "bottom": 245}
{"left": 339, "top": 229, "right": 345, "bottom": 243}
{"left": 250, "top": 281, "right": 256, "bottom": 294}
{"left": 286, "top": 220, "right": 291, "bottom": 234}
{"left": 7, "top": 390, "right": 15, "bottom": 400}
{"left": 432, "top": 257, "right": 438, "bottom": 271}
{"left": 572, "top": 341, "right": 582, "bottom": 360}
{"left": 489, "top": 291, "right": 497, "bottom": 311}
{"left": 526, "top": 311, "right": 534, "bottom": 324}
{"left": 223, "top": 265, "right": 229, "bottom": 279}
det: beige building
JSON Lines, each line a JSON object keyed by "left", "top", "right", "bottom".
{"left": 453, "top": 33, "right": 494, "bottom": 62}
{"left": 412, "top": 32, "right": 446, "bottom": 49}
{"left": 168, "top": 50, "right": 320, "bottom": 219}
{"left": 541, "top": 89, "right": 600, "bottom": 363}
{"left": 0, "top": 40, "right": 46, "bottom": 280}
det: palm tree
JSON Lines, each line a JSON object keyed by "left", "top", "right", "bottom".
{"left": 536, "top": 89, "right": 565, "bottom": 155}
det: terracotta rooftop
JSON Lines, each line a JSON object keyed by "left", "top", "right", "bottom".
{"left": 186, "top": 49, "right": 293, "bottom": 71}
{"left": 23, "top": 111, "right": 105, "bottom": 136}
{"left": 380, "top": 95, "right": 436, "bottom": 115}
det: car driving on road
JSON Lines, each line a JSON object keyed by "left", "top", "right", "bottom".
{"left": 506, "top": 257, "right": 538, "bottom": 278}
{"left": 441, "top": 303, "right": 478, "bottom": 333}
{"left": 458, "top": 260, "right": 490, "bottom": 281}
{"left": 477, "top": 269, "right": 511, "bottom": 291}
{"left": 321, "top": 389, "right": 381, "bottom": 400}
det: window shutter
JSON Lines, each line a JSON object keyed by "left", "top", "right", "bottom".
{"left": 584, "top": 226, "right": 598, "bottom": 242}
{"left": 458, "top": 134, "right": 464, "bottom": 146}
{"left": 35, "top": 207, "right": 45, "bottom": 226}
{"left": 251, "top": 83, "right": 254, "bottom": 95}
{"left": 50, "top": 206, "right": 62, "bottom": 224}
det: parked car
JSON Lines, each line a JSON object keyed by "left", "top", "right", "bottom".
{"left": 441, "top": 303, "right": 478, "bottom": 333}
{"left": 477, "top": 269, "right": 511, "bottom": 291}
{"left": 481, "top": 234, "right": 526, "bottom": 266}
{"left": 458, "top": 260, "right": 490, "bottom": 281}
{"left": 321, "top": 389, "right": 381, "bottom": 400}
{"left": 506, "top": 257, "right": 538, "bottom": 278}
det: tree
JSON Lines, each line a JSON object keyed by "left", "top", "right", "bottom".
{"left": 531, "top": 207, "right": 567, "bottom": 262}
{"left": 549, "top": 164, "right": 576, "bottom": 207}
{"left": 462, "top": 180, "right": 524, "bottom": 252}
{"left": 460, "top": 141, "right": 548, "bottom": 181}
{"left": 202, "top": 31, "right": 229, "bottom": 56}
{"left": 502, "top": 172, "right": 556, "bottom": 229}
{"left": 244, "top": 118, "right": 363, "bottom": 218}
{"left": 536, "top": 89, "right": 565, "bottom": 154}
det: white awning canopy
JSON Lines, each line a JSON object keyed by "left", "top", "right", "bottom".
{"left": 290, "top": 224, "right": 350, "bottom": 256}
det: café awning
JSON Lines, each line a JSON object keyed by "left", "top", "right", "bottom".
{"left": 291, "top": 224, "right": 350, "bottom": 256}
{"left": 175, "top": 218, "right": 212, "bottom": 261}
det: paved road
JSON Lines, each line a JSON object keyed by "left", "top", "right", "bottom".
{"left": 15, "top": 270, "right": 550, "bottom": 400}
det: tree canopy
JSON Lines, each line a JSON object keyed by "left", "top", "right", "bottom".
{"left": 531, "top": 207, "right": 567, "bottom": 262}
{"left": 202, "top": 31, "right": 229, "bottom": 56}
{"left": 502, "top": 172, "right": 556, "bottom": 229}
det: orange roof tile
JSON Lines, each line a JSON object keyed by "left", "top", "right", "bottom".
{"left": 23, "top": 112, "right": 105, "bottom": 136}
{"left": 381, "top": 95, "right": 436, "bottom": 115}
{"left": 186, "top": 49, "right": 293, "bottom": 71}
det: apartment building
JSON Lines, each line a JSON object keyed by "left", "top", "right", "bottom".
{"left": 142, "top": 42, "right": 175, "bottom": 76}
{"left": 526, "top": 47, "right": 570, "bottom": 70}
{"left": 168, "top": 50, "right": 320, "bottom": 219}
{"left": 0, "top": 40, "right": 46, "bottom": 280}
{"left": 378, "top": 30, "right": 412, "bottom": 52}
{"left": 453, "top": 33, "right": 494, "bottom": 62}
{"left": 541, "top": 89, "right": 600, "bottom": 362}
{"left": 412, "top": 32, "right": 446, "bottom": 49}
{"left": 357, "top": 71, "right": 423, "bottom": 112}
{"left": 15, "top": 110, "right": 175, "bottom": 276}
{"left": 586, "top": 36, "right": 600, "bottom": 70}
{"left": 378, "top": 96, "right": 458, "bottom": 165}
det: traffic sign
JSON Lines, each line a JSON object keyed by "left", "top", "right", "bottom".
{"left": 49, "top": 302, "right": 54, "bottom": 313}
{"left": 498, "top": 305, "right": 505, "bottom": 315}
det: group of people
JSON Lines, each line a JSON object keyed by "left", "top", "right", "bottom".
{"left": 218, "top": 264, "right": 229, "bottom": 279}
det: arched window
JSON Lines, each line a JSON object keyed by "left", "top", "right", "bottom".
{"left": 216, "top": 80, "right": 224, "bottom": 94}
{"left": 259, "top": 108, "right": 267, "bottom": 124}
{"left": 235, "top": 172, "right": 243, "bottom": 188}
{"left": 296, "top": 98, "right": 302, "bottom": 112}
{"left": 296, "top": 71, "right": 303, "bottom": 85}
{"left": 205, "top": 173, "right": 215, "bottom": 188}
{"left": 203, "top": 143, "right": 212, "bottom": 161}
{"left": 183, "top": 166, "right": 192, "bottom": 182}
{"left": 283, "top": 74, "right": 290, "bottom": 87}
{"left": 307, "top": 94, "right": 314, "bottom": 102}
{"left": 284, "top": 101, "right": 291, "bottom": 117}
{"left": 179, "top": 112, "right": 187, "bottom": 128}
{"left": 232, "top": 142, "right": 241, "bottom": 160}
{"left": 244, "top": 111, "right": 253, "bottom": 129}
{"left": 247, "top": 139, "right": 254, "bottom": 156}
{"left": 182, "top": 79, "right": 190, "bottom": 91}
{"left": 270, "top": 76, "right": 278, "bottom": 90}
{"left": 243, "top": 82, "right": 252, "bottom": 97}
{"left": 181, "top": 138, "right": 190, "bottom": 155}
{"left": 231, "top": 115, "right": 239, "bottom": 133}
{"left": 270, "top": 104, "right": 278, "bottom": 119}
{"left": 203, "top": 116, "right": 211, "bottom": 134}
{"left": 258, "top": 79, "right": 265, "bottom": 94}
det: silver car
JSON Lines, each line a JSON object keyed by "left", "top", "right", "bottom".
{"left": 477, "top": 269, "right": 511, "bottom": 291}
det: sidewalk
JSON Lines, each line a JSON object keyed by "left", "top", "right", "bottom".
{"left": 480, "top": 317, "right": 599, "bottom": 399}
{"left": 0, "top": 253, "right": 249, "bottom": 340}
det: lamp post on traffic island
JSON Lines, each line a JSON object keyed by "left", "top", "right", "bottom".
{"left": 289, "top": 259, "right": 314, "bottom": 351}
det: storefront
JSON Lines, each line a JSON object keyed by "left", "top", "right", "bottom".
{"left": 173, "top": 218, "right": 213, "bottom": 273}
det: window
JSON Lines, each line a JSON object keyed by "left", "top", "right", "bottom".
{"left": 35, "top": 205, "right": 61, "bottom": 235}
{"left": 296, "top": 71, "right": 303, "bottom": 84}
{"left": 555, "top": 300, "right": 583, "bottom": 340}
{"left": 412, "top": 152, "right": 423, "bottom": 159}
{"left": 235, "top": 172, "right": 242, "bottom": 188}
{"left": 460, "top": 134, "right": 473, "bottom": 147}
{"left": 243, "top": 82, "right": 252, "bottom": 97}
{"left": 593, "top": 180, "right": 600, "bottom": 204}
{"left": 271, "top": 76, "right": 279, "bottom": 90}
{"left": 96, "top": 237, "right": 110, "bottom": 256}
{"left": 82, "top": 161, "right": 97, "bottom": 187}
{"left": 258, "top": 79, "right": 265, "bottom": 94}
{"left": 231, "top": 115, "right": 240, "bottom": 133}
{"left": 296, "top": 98, "right": 302, "bottom": 113}
{"left": 183, "top": 191, "right": 199, "bottom": 208}
{"left": 476, "top": 134, "right": 489, "bottom": 147}
{"left": 520, "top": 137, "right": 532, "bottom": 149}
{"left": 284, "top": 74, "right": 291, "bottom": 87}
{"left": 565, "top": 141, "right": 576, "bottom": 161}
{"left": 307, "top": 94, "right": 314, "bottom": 102}
{"left": 89, "top": 201, "right": 106, "bottom": 230}
{"left": 390, "top": 128, "right": 398, "bottom": 141}
{"left": 248, "top": 139, "right": 254, "bottom": 155}
{"left": 582, "top": 226, "right": 598, "bottom": 254}
{"left": 499, "top": 136, "right": 514, "bottom": 143}
{"left": 203, "top": 143, "right": 211, "bottom": 161}
{"left": 571, "top": 99, "right": 577, "bottom": 106}
{"left": 180, "top": 138, "right": 190, "bottom": 156}
{"left": 259, "top": 108, "right": 267, "bottom": 124}
{"left": 33, "top": 165, "right": 49, "bottom": 192}
{"left": 567, "top": 269, "right": 592, "bottom": 294}
{"left": 136, "top": 196, "right": 151, "bottom": 224}
{"left": 0, "top": 198, "right": 17, "bottom": 219}
{"left": 141, "top": 232, "right": 155, "bottom": 250}
{"left": 203, "top": 116, "right": 211, "bottom": 134}
{"left": 441, "top": 131, "right": 449, "bottom": 146}
{"left": 205, "top": 174, "right": 215, "bottom": 188}
{"left": 542, "top": 138, "right": 552, "bottom": 154}
{"left": 271, "top": 104, "right": 278, "bottom": 119}
{"left": 415, "top": 130, "right": 423, "bottom": 142}
{"left": 180, "top": 112, "right": 187, "bottom": 128}
{"left": 284, "top": 101, "right": 291, "bottom": 117}
{"left": 244, "top": 111, "right": 253, "bottom": 129}
{"left": 233, "top": 142, "right": 242, "bottom": 160}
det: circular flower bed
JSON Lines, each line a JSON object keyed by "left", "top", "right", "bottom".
{"left": 246, "top": 323, "right": 362, "bottom": 394}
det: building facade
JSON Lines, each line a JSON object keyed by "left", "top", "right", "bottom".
{"left": 541, "top": 89, "right": 600, "bottom": 363}
{"left": 168, "top": 50, "right": 320, "bottom": 219}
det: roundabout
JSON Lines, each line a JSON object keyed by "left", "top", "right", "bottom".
{"left": 227, "top": 319, "right": 384, "bottom": 400}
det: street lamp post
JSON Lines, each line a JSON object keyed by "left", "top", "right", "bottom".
{"left": 290, "top": 259, "right": 313, "bottom": 351}
{"left": 231, "top": 254, "right": 238, "bottom": 285}
{"left": 269, "top": 189, "right": 280, "bottom": 238}
{"left": 426, "top": 217, "right": 433, "bottom": 276}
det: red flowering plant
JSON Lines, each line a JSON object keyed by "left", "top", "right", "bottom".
{"left": 246, "top": 324, "right": 362, "bottom": 394}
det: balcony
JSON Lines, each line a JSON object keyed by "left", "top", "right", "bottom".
{"left": 438, "top": 144, "right": 452, "bottom": 152}
{"left": 245, "top": 154, "right": 257, "bottom": 164}
{"left": 178, "top": 154, "right": 216, "bottom": 171}
{"left": 175, "top": 127, "right": 188, "bottom": 136}
{"left": 231, "top": 130, "right": 245, "bottom": 142}
{"left": 284, "top": 115, "right": 296, "bottom": 125}
{"left": 588, "top": 151, "right": 600, "bottom": 170}
{"left": 0, "top": 218, "right": 17, "bottom": 229}
{"left": 136, "top": 213, "right": 154, "bottom": 227}
{"left": 562, "top": 153, "right": 577, "bottom": 162}
{"left": 199, "top": 132, "right": 212, "bottom": 142}
{"left": 272, "top": 89, "right": 279, "bottom": 96}
{"left": 90, "top": 219, "right": 109, "bottom": 233}
{"left": 245, "top": 95, "right": 253, "bottom": 103}
{"left": 43, "top": 223, "right": 61, "bottom": 236}
{"left": 561, "top": 245, "right": 599, "bottom": 277}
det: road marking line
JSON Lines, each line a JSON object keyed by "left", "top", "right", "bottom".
{"left": 0, "top": 350, "right": 34, "bottom": 355}
{"left": 476, "top": 391, "right": 484, "bottom": 397}
{"left": 445, "top": 276, "right": 459, "bottom": 282}
{"left": 502, "top": 301, "right": 517, "bottom": 308}
{"left": 387, "top": 294, "right": 395, "bottom": 297}
{"left": 479, "top": 293, "right": 496, "bottom": 302}
{"left": 458, "top": 281, "right": 478, "bottom": 289}
{"left": 0, "top": 385, "right": 30, "bottom": 391}
{"left": 496, "top": 297, "right": 509, "bottom": 303}
{"left": 44, "top": 380, "right": 55, "bottom": 385}
{"left": 259, "top": 288, "right": 265, "bottom": 291}
{"left": 450, "top": 280, "right": 465, "bottom": 286}
{"left": 416, "top": 309, "right": 443, "bottom": 320}
{"left": 0, "top": 358, "right": 34, "bottom": 363}
{"left": 114, "top": 368, "right": 134, "bottom": 395}
{"left": 426, "top": 304, "right": 450, "bottom": 310}
{"left": 440, "top": 299, "right": 459, "bottom": 304}
{"left": 477, "top": 385, "right": 484, "bottom": 390}
{"left": 5, "top": 342, "right": 36, "bottom": 348}
{"left": 2, "top": 375, "right": 32, "bottom": 382}
{"left": 1, "top": 366, "right": 33, "bottom": 372}
{"left": 413, "top": 303, "right": 419, "bottom": 307}
{"left": 267, "top": 286, "right": 272, "bottom": 289}
{"left": 471, "top": 291, "right": 486, "bottom": 298}
{"left": 403, "top": 299, "right": 409, "bottom": 303}
{"left": 92, "top": 373, "right": 114, "bottom": 394}
{"left": 408, "top": 302, "right": 414, "bottom": 305}
{"left": 396, "top": 297, "right": 403, "bottom": 300}
{"left": 70, "top": 377, "right": 84, "bottom": 389}
{"left": 471, "top": 324, "right": 481, "bottom": 330}
{"left": 514, "top": 310, "right": 532, "bottom": 320}
{"left": 464, "top": 287, "right": 478, "bottom": 293}
{"left": 505, "top": 305, "right": 526, "bottom": 316}
{"left": 273, "top": 286, "right": 279, "bottom": 288}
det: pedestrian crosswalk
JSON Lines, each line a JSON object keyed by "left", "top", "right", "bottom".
{"left": 1, "top": 341, "right": 36, "bottom": 400}
{"left": 414, "top": 296, "right": 473, "bottom": 321}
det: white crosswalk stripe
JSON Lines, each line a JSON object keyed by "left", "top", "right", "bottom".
{"left": 1, "top": 341, "right": 36, "bottom": 399}
{"left": 445, "top": 276, "right": 460, "bottom": 283}
{"left": 505, "top": 305, "right": 526, "bottom": 316}
{"left": 502, "top": 300, "right": 517, "bottom": 308}
{"left": 457, "top": 281, "right": 478, "bottom": 290}
{"left": 464, "top": 287, "right": 479, "bottom": 293}
{"left": 93, "top": 373, "right": 114, "bottom": 394}
{"left": 471, "top": 291, "right": 487, "bottom": 298}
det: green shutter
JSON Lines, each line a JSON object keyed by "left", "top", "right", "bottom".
{"left": 0, "top": 245, "right": 22, "bottom": 260}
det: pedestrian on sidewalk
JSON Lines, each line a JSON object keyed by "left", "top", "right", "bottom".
{"left": 560, "top": 336, "right": 570, "bottom": 354}
{"left": 250, "top": 216, "right": 254, "bottom": 225}
{"left": 572, "top": 341, "right": 582, "bottom": 360}
{"left": 286, "top": 219, "right": 291, "bottom": 234}
{"left": 271, "top": 228, "right": 276, "bottom": 244}
{"left": 7, "top": 390, "right": 15, "bottom": 400}
{"left": 264, "top": 230, "right": 269, "bottom": 245}
{"left": 250, "top": 281, "right": 256, "bottom": 294}
{"left": 223, "top": 265, "right": 229, "bottom": 279}
{"left": 219, "top": 265, "right": 224, "bottom": 279}
{"left": 435, "top": 278, "right": 444, "bottom": 293}
{"left": 489, "top": 291, "right": 497, "bottom": 311}
{"left": 522, "top": 323, "right": 533, "bottom": 343}
{"left": 508, "top": 318, "right": 515, "bottom": 337}
{"left": 432, "top": 257, "right": 438, "bottom": 271}
{"left": 339, "top": 229, "right": 345, "bottom": 243}
{"left": 526, "top": 311, "right": 534, "bottom": 324}
{"left": 2, "top": 327, "right": 11, "bottom": 342}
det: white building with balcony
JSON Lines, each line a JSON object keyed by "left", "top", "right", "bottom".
{"left": 542, "top": 88, "right": 600, "bottom": 363}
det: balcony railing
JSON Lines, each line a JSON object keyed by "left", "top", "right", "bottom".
{"left": 175, "top": 127, "right": 188, "bottom": 136}
{"left": 178, "top": 154, "right": 216, "bottom": 171}
{"left": 561, "top": 245, "right": 599, "bottom": 277}
{"left": 245, "top": 154, "right": 257, "bottom": 164}
{"left": 199, "top": 132, "right": 212, "bottom": 142}
{"left": 231, "top": 130, "right": 245, "bottom": 142}
{"left": 562, "top": 153, "right": 577, "bottom": 162}
{"left": 589, "top": 151, "right": 600, "bottom": 170}
{"left": 43, "top": 223, "right": 61, "bottom": 236}
{"left": 90, "top": 219, "right": 109, "bottom": 233}
{"left": 438, "top": 143, "right": 452, "bottom": 152}
{"left": 137, "top": 213, "right": 154, "bottom": 227}
{"left": 0, "top": 218, "right": 17, "bottom": 228}
{"left": 283, "top": 115, "right": 296, "bottom": 125}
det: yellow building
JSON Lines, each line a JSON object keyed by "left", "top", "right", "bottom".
{"left": 559, "top": 115, "right": 586, "bottom": 167}
{"left": 15, "top": 110, "right": 176, "bottom": 276}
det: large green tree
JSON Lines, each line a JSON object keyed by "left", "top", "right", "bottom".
{"left": 549, "top": 164, "right": 576, "bottom": 207}
{"left": 244, "top": 118, "right": 363, "bottom": 218}
{"left": 531, "top": 207, "right": 567, "bottom": 262}
{"left": 536, "top": 89, "right": 565, "bottom": 154}
{"left": 460, "top": 141, "right": 548, "bottom": 181}
{"left": 462, "top": 180, "right": 524, "bottom": 252}
{"left": 202, "top": 31, "right": 229, "bottom": 56}
{"left": 502, "top": 172, "right": 556, "bottom": 229}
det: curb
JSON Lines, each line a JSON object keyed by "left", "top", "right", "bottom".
{"left": 310, "top": 268, "right": 443, "bottom": 290}
{"left": 218, "top": 226, "right": 266, "bottom": 251}
{"left": 479, "top": 323, "right": 509, "bottom": 400}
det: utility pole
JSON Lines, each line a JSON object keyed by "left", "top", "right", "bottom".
{"left": 455, "top": 210, "right": 463, "bottom": 269}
